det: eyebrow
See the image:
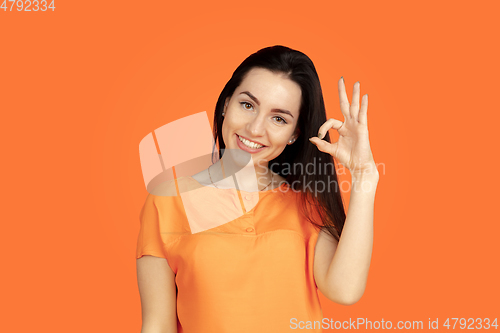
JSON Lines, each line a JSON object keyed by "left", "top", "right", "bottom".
{"left": 239, "top": 91, "right": 295, "bottom": 119}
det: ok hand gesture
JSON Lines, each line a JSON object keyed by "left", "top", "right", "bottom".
{"left": 309, "top": 78, "right": 378, "bottom": 178}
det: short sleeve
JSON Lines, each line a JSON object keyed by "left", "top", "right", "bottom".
{"left": 136, "top": 193, "right": 168, "bottom": 259}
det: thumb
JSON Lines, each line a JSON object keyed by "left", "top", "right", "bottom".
{"left": 309, "top": 137, "right": 338, "bottom": 158}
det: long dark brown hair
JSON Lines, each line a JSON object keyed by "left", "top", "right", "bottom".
{"left": 211, "top": 45, "right": 345, "bottom": 241}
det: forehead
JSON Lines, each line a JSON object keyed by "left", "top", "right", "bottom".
{"left": 235, "top": 67, "right": 302, "bottom": 116}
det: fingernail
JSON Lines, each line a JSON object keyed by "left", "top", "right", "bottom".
{"left": 341, "top": 76, "right": 344, "bottom": 82}
{"left": 317, "top": 132, "right": 322, "bottom": 139}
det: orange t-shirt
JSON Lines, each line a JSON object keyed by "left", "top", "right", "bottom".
{"left": 136, "top": 176, "right": 323, "bottom": 332}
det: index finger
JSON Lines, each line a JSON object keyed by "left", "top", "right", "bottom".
{"left": 317, "top": 118, "right": 344, "bottom": 140}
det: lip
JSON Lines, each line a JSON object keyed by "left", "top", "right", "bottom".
{"left": 236, "top": 134, "right": 267, "bottom": 146}
{"left": 235, "top": 134, "right": 267, "bottom": 153}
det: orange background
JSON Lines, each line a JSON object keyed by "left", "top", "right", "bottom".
{"left": 1, "top": 0, "right": 499, "bottom": 331}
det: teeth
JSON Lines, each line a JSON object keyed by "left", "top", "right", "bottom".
{"left": 238, "top": 135, "right": 263, "bottom": 149}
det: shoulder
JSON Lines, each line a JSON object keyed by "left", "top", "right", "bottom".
{"left": 149, "top": 178, "right": 180, "bottom": 197}
{"left": 142, "top": 178, "right": 191, "bottom": 234}
{"left": 144, "top": 178, "right": 185, "bottom": 217}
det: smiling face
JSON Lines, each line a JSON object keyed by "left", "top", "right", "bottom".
{"left": 221, "top": 67, "right": 302, "bottom": 170}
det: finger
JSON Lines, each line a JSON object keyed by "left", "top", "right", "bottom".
{"left": 309, "top": 138, "right": 339, "bottom": 159}
{"left": 317, "top": 118, "right": 344, "bottom": 140}
{"left": 358, "top": 94, "right": 368, "bottom": 125}
{"left": 351, "top": 81, "right": 361, "bottom": 120}
{"left": 338, "top": 77, "right": 350, "bottom": 120}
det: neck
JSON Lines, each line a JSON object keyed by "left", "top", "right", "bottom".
{"left": 212, "top": 151, "right": 273, "bottom": 191}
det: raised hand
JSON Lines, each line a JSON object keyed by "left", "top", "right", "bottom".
{"left": 309, "top": 77, "right": 377, "bottom": 177}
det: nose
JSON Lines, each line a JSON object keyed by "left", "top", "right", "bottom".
{"left": 246, "top": 113, "right": 266, "bottom": 137}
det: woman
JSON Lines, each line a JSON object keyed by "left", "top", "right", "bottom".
{"left": 136, "top": 45, "right": 379, "bottom": 332}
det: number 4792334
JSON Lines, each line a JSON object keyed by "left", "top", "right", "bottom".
{"left": 1, "top": 0, "right": 55, "bottom": 11}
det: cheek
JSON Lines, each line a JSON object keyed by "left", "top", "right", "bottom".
{"left": 221, "top": 116, "right": 238, "bottom": 142}
{"left": 272, "top": 130, "right": 295, "bottom": 145}
{"left": 265, "top": 137, "right": 286, "bottom": 151}
{"left": 223, "top": 112, "right": 245, "bottom": 129}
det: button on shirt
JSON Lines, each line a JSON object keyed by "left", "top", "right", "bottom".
{"left": 136, "top": 176, "right": 323, "bottom": 333}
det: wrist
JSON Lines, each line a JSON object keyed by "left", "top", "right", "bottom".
{"left": 351, "top": 170, "right": 379, "bottom": 193}
{"left": 351, "top": 171, "right": 379, "bottom": 181}
{"left": 351, "top": 165, "right": 379, "bottom": 181}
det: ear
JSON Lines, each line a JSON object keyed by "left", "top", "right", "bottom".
{"left": 288, "top": 127, "right": 301, "bottom": 145}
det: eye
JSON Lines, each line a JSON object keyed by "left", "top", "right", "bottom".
{"left": 239, "top": 101, "right": 253, "bottom": 110}
{"left": 273, "top": 116, "right": 288, "bottom": 124}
